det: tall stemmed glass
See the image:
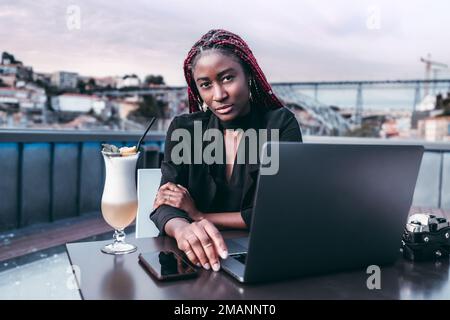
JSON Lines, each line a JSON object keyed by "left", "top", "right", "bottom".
{"left": 100, "top": 151, "right": 139, "bottom": 254}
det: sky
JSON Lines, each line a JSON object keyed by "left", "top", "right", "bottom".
{"left": 1, "top": 0, "right": 449, "bottom": 86}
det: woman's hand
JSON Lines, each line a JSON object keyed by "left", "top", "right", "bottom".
{"left": 153, "top": 182, "right": 204, "bottom": 221}
{"left": 173, "top": 219, "right": 228, "bottom": 271}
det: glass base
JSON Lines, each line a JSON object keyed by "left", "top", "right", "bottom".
{"left": 101, "top": 242, "right": 137, "bottom": 255}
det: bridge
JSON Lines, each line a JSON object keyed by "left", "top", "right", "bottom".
{"left": 95, "top": 79, "right": 450, "bottom": 135}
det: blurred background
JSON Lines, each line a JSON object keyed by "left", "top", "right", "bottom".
{"left": 1, "top": 0, "right": 449, "bottom": 140}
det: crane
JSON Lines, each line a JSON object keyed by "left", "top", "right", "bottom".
{"left": 420, "top": 53, "right": 448, "bottom": 96}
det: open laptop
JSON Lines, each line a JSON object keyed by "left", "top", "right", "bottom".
{"left": 221, "top": 142, "right": 424, "bottom": 283}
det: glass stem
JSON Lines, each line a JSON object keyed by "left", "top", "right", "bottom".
{"left": 113, "top": 229, "right": 126, "bottom": 245}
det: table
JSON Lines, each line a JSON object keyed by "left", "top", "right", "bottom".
{"left": 66, "top": 230, "right": 450, "bottom": 300}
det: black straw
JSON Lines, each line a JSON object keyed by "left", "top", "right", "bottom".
{"left": 136, "top": 117, "right": 156, "bottom": 152}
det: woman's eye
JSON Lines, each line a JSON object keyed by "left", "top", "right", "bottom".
{"left": 200, "top": 82, "right": 210, "bottom": 89}
{"left": 223, "top": 75, "right": 234, "bottom": 82}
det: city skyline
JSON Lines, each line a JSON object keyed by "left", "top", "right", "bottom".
{"left": 1, "top": 0, "right": 450, "bottom": 86}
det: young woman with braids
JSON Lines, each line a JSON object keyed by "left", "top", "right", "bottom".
{"left": 150, "top": 29, "right": 302, "bottom": 272}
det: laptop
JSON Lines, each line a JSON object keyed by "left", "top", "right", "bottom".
{"left": 221, "top": 142, "right": 424, "bottom": 283}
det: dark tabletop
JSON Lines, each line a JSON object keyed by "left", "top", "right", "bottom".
{"left": 65, "top": 230, "right": 450, "bottom": 300}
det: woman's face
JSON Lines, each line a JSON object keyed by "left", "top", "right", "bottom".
{"left": 192, "top": 50, "right": 251, "bottom": 122}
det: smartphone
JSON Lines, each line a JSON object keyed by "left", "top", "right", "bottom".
{"left": 138, "top": 251, "right": 198, "bottom": 281}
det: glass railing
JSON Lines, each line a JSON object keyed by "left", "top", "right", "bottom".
{"left": 0, "top": 130, "right": 449, "bottom": 233}
{"left": 0, "top": 129, "right": 166, "bottom": 232}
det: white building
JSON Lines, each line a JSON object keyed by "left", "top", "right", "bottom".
{"left": 51, "top": 71, "right": 79, "bottom": 89}
{"left": 0, "top": 88, "right": 20, "bottom": 106}
{"left": 51, "top": 94, "right": 106, "bottom": 114}
{"left": 0, "top": 87, "right": 46, "bottom": 109}
{"left": 24, "top": 84, "right": 47, "bottom": 109}
{"left": 418, "top": 116, "right": 450, "bottom": 141}
{"left": 116, "top": 75, "right": 141, "bottom": 89}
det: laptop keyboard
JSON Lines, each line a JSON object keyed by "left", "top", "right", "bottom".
{"left": 225, "top": 237, "right": 249, "bottom": 255}
{"left": 231, "top": 253, "right": 247, "bottom": 264}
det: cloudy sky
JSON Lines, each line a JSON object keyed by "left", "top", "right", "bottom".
{"left": 1, "top": 0, "right": 449, "bottom": 85}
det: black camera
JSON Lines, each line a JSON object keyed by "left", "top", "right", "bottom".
{"left": 401, "top": 214, "right": 450, "bottom": 261}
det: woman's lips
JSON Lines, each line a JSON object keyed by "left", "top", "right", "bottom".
{"left": 215, "top": 104, "right": 233, "bottom": 114}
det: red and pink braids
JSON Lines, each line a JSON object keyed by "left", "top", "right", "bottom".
{"left": 183, "top": 29, "right": 284, "bottom": 113}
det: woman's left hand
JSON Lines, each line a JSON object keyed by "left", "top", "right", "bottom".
{"left": 153, "top": 182, "right": 205, "bottom": 221}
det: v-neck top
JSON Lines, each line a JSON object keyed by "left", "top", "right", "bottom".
{"left": 150, "top": 104, "right": 303, "bottom": 235}
{"left": 207, "top": 108, "right": 256, "bottom": 213}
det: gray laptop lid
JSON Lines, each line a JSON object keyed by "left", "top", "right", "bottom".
{"left": 242, "top": 142, "right": 424, "bottom": 283}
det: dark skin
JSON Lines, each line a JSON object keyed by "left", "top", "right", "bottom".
{"left": 153, "top": 50, "right": 252, "bottom": 271}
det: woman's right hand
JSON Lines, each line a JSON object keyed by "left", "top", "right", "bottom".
{"left": 173, "top": 219, "right": 228, "bottom": 272}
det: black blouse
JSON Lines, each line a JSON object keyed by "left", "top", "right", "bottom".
{"left": 208, "top": 108, "right": 255, "bottom": 214}
{"left": 150, "top": 105, "right": 303, "bottom": 235}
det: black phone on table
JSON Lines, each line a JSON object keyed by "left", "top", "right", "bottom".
{"left": 138, "top": 251, "right": 198, "bottom": 281}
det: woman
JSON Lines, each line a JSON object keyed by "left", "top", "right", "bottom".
{"left": 151, "top": 29, "right": 302, "bottom": 272}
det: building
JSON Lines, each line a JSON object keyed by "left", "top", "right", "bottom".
{"left": 0, "top": 64, "right": 19, "bottom": 87}
{"left": 116, "top": 74, "right": 141, "bottom": 89}
{"left": 94, "top": 76, "right": 117, "bottom": 88}
{"left": 51, "top": 93, "right": 106, "bottom": 114}
{"left": 33, "top": 72, "right": 52, "bottom": 86}
{"left": 21, "top": 84, "right": 47, "bottom": 109}
{"left": 0, "top": 63, "right": 33, "bottom": 85}
{"left": 0, "top": 86, "right": 46, "bottom": 110}
{"left": 0, "top": 87, "right": 21, "bottom": 108}
{"left": 418, "top": 116, "right": 450, "bottom": 141}
{"left": 51, "top": 71, "right": 79, "bottom": 89}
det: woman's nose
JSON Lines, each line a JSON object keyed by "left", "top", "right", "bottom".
{"left": 213, "top": 84, "right": 228, "bottom": 102}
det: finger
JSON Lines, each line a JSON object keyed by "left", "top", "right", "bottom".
{"left": 153, "top": 193, "right": 168, "bottom": 209}
{"left": 160, "top": 190, "right": 183, "bottom": 198}
{"left": 158, "top": 183, "right": 172, "bottom": 191}
{"left": 176, "top": 184, "right": 190, "bottom": 195}
{"left": 159, "top": 182, "right": 182, "bottom": 193}
{"left": 179, "top": 240, "right": 200, "bottom": 267}
{"left": 153, "top": 190, "right": 163, "bottom": 209}
{"left": 177, "top": 186, "right": 190, "bottom": 199}
{"left": 159, "top": 197, "right": 178, "bottom": 208}
{"left": 186, "top": 233, "right": 210, "bottom": 270}
{"left": 153, "top": 193, "right": 170, "bottom": 209}
{"left": 202, "top": 221, "right": 228, "bottom": 259}
{"left": 164, "top": 182, "right": 184, "bottom": 192}
{"left": 158, "top": 192, "right": 183, "bottom": 209}
{"left": 192, "top": 224, "right": 220, "bottom": 271}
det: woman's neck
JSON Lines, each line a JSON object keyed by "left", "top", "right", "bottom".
{"left": 219, "top": 105, "right": 253, "bottom": 130}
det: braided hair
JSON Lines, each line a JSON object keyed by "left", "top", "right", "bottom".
{"left": 183, "top": 29, "right": 284, "bottom": 113}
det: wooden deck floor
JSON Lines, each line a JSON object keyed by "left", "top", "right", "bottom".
{"left": 0, "top": 213, "right": 120, "bottom": 262}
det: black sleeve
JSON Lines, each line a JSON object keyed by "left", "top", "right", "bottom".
{"left": 280, "top": 111, "right": 303, "bottom": 142}
{"left": 241, "top": 206, "right": 253, "bottom": 228}
{"left": 240, "top": 108, "right": 303, "bottom": 229}
{"left": 150, "top": 117, "right": 193, "bottom": 235}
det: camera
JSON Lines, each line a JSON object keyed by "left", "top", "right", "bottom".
{"left": 401, "top": 214, "right": 450, "bottom": 261}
